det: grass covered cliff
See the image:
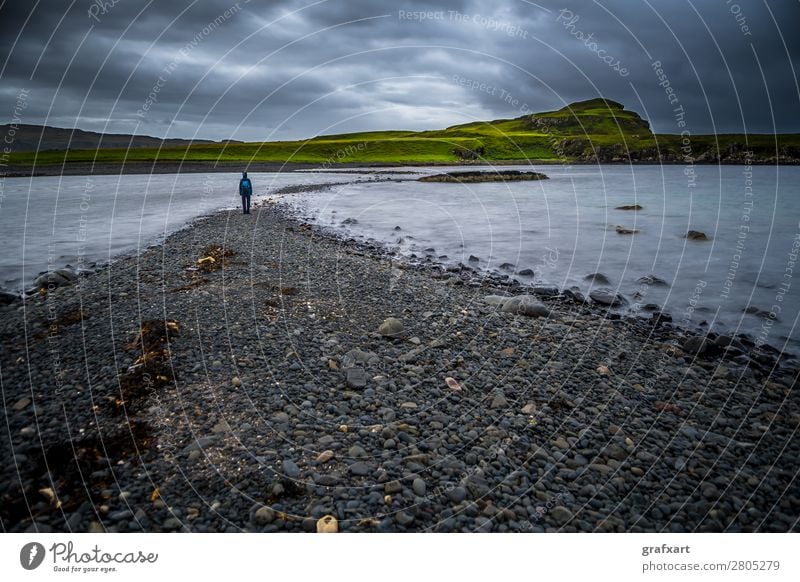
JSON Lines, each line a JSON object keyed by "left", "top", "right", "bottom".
{"left": 5, "top": 98, "right": 799, "bottom": 171}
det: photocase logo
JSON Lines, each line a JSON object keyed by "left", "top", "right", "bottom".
{"left": 20, "top": 542, "right": 46, "bottom": 570}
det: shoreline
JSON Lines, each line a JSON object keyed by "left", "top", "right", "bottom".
{"left": 2, "top": 158, "right": 795, "bottom": 178}
{"left": 1, "top": 198, "right": 798, "bottom": 533}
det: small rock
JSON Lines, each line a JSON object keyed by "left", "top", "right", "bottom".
{"left": 12, "top": 397, "right": 31, "bottom": 411}
{"left": 282, "top": 460, "right": 301, "bottom": 478}
{"left": 316, "top": 450, "right": 334, "bottom": 463}
{"left": 685, "top": 230, "right": 709, "bottom": 241}
{"left": 521, "top": 402, "right": 536, "bottom": 415}
{"left": 183, "top": 436, "right": 218, "bottom": 453}
{"left": 553, "top": 437, "right": 569, "bottom": 450}
{"left": 713, "top": 366, "right": 730, "bottom": 380}
{"left": 384, "top": 480, "right": 402, "bottom": 494}
{"left": 490, "top": 392, "right": 508, "bottom": 409}
{"left": 378, "top": 317, "right": 404, "bottom": 337}
{"left": 162, "top": 517, "right": 183, "bottom": 530}
{"left": 445, "top": 377, "right": 463, "bottom": 392}
{"left": 395, "top": 511, "right": 415, "bottom": 526}
{"left": 412, "top": 478, "right": 427, "bottom": 496}
{"left": 348, "top": 445, "right": 367, "bottom": 458}
{"left": 316, "top": 515, "right": 338, "bottom": 533}
{"left": 549, "top": 506, "right": 573, "bottom": 524}
{"left": 447, "top": 487, "right": 467, "bottom": 503}
{"left": 232, "top": 376, "right": 242, "bottom": 387}
{"left": 254, "top": 506, "right": 275, "bottom": 525}
{"left": 346, "top": 367, "right": 367, "bottom": 388}
{"left": 349, "top": 462, "right": 370, "bottom": 476}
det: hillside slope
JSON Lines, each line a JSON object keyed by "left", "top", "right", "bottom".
{"left": 5, "top": 99, "right": 799, "bottom": 169}
{"left": 1, "top": 124, "right": 216, "bottom": 152}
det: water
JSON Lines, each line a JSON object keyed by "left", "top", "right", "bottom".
{"left": 2, "top": 165, "right": 798, "bottom": 352}
{"left": 0, "top": 171, "right": 354, "bottom": 291}
{"left": 284, "top": 164, "right": 800, "bottom": 352}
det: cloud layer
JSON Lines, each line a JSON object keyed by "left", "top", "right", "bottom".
{"left": 1, "top": 0, "right": 798, "bottom": 140}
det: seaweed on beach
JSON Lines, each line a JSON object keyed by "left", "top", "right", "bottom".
{"left": 196, "top": 244, "right": 236, "bottom": 273}
{"left": 0, "top": 419, "right": 153, "bottom": 531}
{"left": 117, "top": 319, "right": 180, "bottom": 411}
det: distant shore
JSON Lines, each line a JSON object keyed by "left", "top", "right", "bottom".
{"left": 2, "top": 158, "right": 794, "bottom": 178}
{"left": 1, "top": 194, "right": 797, "bottom": 533}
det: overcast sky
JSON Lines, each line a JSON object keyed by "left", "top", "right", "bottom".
{"left": 1, "top": 0, "right": 798, "bottom": 141}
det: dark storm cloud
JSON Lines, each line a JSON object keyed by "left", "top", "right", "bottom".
{"left": 1, "top": 0, "right": 798, "bottom": 140}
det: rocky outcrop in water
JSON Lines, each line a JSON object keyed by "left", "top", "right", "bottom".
{"left": 418, "top": 170, "right": 549, "bottom": 183}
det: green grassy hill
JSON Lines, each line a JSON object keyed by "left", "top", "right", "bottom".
{"left": 6, "top": 98, "right": 800, "bottom": 168}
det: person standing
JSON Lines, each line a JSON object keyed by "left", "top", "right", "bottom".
{"left": 239, "top": 171, "right": 253, "bottom": 214}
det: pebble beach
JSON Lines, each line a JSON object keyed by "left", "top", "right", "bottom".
{"left": 1, "top": 193, "right": 798, "bottom": 533}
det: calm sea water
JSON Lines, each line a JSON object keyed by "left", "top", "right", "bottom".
{"left": 1, "top": 165, "right": 798, "bottom": 351}
{"left": 0, "top": 171, "right": 351, "bottom": 291}
{"left": 285, "top": 164, "right": 800, "bottom": 352}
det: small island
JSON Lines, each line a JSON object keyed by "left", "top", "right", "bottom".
{"left": 418, "top": 170, "right": 549, "bottom": 183}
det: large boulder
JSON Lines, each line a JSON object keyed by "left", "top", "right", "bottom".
{"left": 34, "top": 267, "right": 79, "bottom": 289}
{"left": 483, "top": 295, "right": 509, "bottom": 307}
{"left": 585, "top": 273, "right": 611, "bottom": 285}
{"left": 500, "top": 295, "right": 552, "bottom": 318}
{"left": 563, "top": 287, "right": 586, "bottom": 304}
{"left": 637, "top": 275, "right": 670, "bottom": 287}
{"left": 589, "top": 288, "right": 627, "bottom": 307}
{"left": 713, "top": 335, "right": 746, "bottom": 351}
{"left": 532, "top": 285, "right": 559, "bottom": 297}
{"left": 484, "top": 295, "right": 552, "bottom": 318}
{"left": 0, "top": 290, "right": 20, "bottom": 305}
{"left": 682, "top": 335, "right": 709, "bottom": 355}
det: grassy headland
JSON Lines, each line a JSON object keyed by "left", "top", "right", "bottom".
{"left": 4, "top": 99, "right": 799, "bottom": 174}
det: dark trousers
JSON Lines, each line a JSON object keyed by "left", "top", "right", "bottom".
{"left": 241, "top": 195, "right": 251, "bottom": 214}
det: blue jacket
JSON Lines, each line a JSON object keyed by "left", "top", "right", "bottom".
{"left": 239, "top": 177, "right": 252, "bottom": 196}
